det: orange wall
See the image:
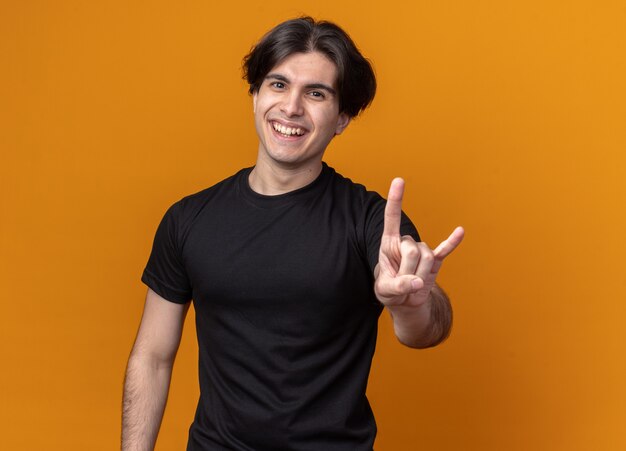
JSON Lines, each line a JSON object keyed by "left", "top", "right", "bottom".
{"left": 1, "top": 1, "right": 625, "bottom": 450}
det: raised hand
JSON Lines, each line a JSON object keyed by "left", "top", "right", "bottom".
{"left": 374, "top": 178, "right": 464, "bottom": 308}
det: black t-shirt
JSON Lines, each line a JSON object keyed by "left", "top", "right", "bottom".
{"left": 142, "top": 163, "right": 419, "bottom": 450}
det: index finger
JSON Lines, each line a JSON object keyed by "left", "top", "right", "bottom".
{"left": 383, "top": 177, "right": 405, "bottom": 237}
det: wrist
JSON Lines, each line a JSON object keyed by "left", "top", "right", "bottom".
{"left": 386, "top": 295, "right": 432, "bottom": 317}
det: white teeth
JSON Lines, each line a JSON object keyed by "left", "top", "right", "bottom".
{"left": 273, "top": 122, "right": 304, "bottom": 136}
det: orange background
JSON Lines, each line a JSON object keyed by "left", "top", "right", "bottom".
{"left": 1, "top": 1, "right": 625, "bottom": 450}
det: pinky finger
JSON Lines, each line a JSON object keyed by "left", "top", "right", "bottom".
{"left": 433, "top": 226, "right": 465, "bottom": 260}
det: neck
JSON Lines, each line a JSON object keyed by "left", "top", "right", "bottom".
{"left": 248, "top": 158, "right": 323, "bottom": 195}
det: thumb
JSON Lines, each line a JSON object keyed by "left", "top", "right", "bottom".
{"left": 376, "top": 274, "right": 423, "bottom": 298}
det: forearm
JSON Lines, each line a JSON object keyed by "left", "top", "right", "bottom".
{"left": 387, "top": 284, "right": 453, "bottom": 348}
{"left": 122, "top": 353, "right": 173, "bottom": 451}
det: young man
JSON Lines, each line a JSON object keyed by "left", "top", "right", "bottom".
{"left": 122, "top": 17, "right": 464, "bottom": 451}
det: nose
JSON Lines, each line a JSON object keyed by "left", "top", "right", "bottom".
{"left": 280, "top": 91, "right": 304, "bottom": 117}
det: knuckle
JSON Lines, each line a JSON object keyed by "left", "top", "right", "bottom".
{"left": 421, "top": 251, "right": 434, "bottom": 264}
{"left": 403, "top": 245, "right": 419, "bottom": 259}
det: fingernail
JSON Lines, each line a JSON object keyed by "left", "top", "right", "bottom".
{"left": 411, "top": 279, "right": 422, "bottom": 291}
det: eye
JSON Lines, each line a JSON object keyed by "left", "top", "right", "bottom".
{"left": 309, "top": 91, "right": 325, "bottom": 99}
{"left": 271, "top": 81, "right": 285, "bottom": 89}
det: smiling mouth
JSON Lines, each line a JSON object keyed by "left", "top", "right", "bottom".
{"left": 272, "top": 121, "right": 306, "bottom": 137}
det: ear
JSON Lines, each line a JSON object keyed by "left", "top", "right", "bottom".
{"left": 253, "top": 92, "right": 257, "bottom": 113}
{"left": 334, "top": 113, "right": 351, "bottom": 135}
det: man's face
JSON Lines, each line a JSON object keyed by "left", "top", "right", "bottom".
{"left": 253, "top": 51, "right": 350, "bottom": 170}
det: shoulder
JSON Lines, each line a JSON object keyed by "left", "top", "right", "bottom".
{"left": 326, "top": 165, "right": 382, "bottom": 200}
{"left": 325, "top": 165, "right": 385, "bottom": 214}
{"left": 167, "top": 168, "right": 250, "bottom": 219}
{"left": 325, "top": 164, "right": 419, "bottom": 239}
{"left": 158, "top": 168, "right": 251, "bottom": 242}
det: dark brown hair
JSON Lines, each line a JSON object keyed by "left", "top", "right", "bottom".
{"left": 242, "top": 17, "right": 376, "bottom": 118}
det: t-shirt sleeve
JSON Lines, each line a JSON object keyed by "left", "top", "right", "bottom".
{"left": 141, "top": 202, "right": 193, "bottom": 304}
{"left": 364, "top": 196, "right": 421, "bottom": 273}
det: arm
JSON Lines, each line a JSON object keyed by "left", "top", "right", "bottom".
{"left": 122, "top": 288, "right": 190, "bottom": 451}
{"left": 374, "top": 178, "right": 464, "bottom": 349}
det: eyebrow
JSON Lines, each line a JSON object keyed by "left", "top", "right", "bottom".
{"left": 265, "top": 73, "right": 337, "bottom": 96}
